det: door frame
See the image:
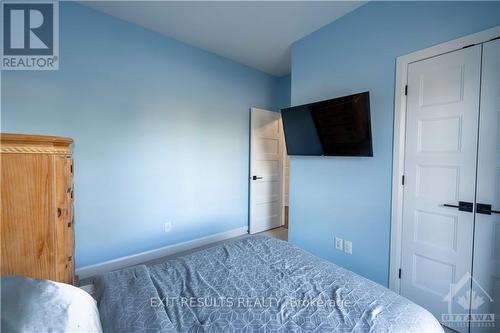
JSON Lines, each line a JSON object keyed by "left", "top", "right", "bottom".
{"left": 389, "top": 26, "right": 500, "bottom": 293}
{"left": 279, "top": 117, "right": 289, "bottom": 228}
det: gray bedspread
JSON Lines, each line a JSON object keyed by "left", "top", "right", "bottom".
{"left": 95, "top": 235, "right": 443, "bottom": 332}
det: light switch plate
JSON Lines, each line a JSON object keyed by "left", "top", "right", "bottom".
{"left": 344, "top": 240, "right": 352, "bottom": 254}
{"left": 335, "top": 237, "right": 343, "bottom": 250}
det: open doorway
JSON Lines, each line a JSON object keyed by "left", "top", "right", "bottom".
{"left": 249, "top": 107, "right": 289, "bottom": 241}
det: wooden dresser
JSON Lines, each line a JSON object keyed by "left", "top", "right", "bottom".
{"left": 1, "top": 134, "right": 75, "bottom": 284}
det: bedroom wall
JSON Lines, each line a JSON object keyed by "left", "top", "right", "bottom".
{"left": 289, "top": 1, "right": 500, "bottom": 286}
{"left": 276, "top": 75, "right": 291, "bottom": 110}
{"left": 1, "top": 2, "right": 280, "bottom": 268}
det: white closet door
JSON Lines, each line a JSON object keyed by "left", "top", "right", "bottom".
{"left": 400, "top": 45, "right": 482, "bottom": 332}
{"left": 472, "top": 38, "right": 500, "bottom": 333}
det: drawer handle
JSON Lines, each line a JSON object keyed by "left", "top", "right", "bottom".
{"left": 477, "top": 203, "right": 500, "bottom": 215}
{"left": 68, "top": 256, "right": 72, "bottom": 262}
{"left": 443, "top": 201, "right": 473, "bottom": 212}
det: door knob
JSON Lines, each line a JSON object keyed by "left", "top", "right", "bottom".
{"left": 443, "top": 201, "right": 473, "bottom": 212}
{"left": 477, "top": 203, "right": 500, "bottom": 215}
{"left": 252, "top": 176, "right": 263, "bottom": 180}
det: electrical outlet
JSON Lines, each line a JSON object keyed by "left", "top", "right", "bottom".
{"left": 344, "top": 240, "right": 352, "bottom": 254}
{"left": 164, "top": 222, "right": 172, "bottom": 233}
{"left": 335, "top": 237, "right": 343, "bottom": 251}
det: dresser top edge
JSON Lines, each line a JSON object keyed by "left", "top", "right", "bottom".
{"left": 0, "top": 133, "right": 74, "bottom": 146}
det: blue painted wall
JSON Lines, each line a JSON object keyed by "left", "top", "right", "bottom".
{"left": 276, "top": 75, "right": 291, "bottom": 110}
{"left": 289, "top": 1, "right": 500, "bottom": 286}
{"left": 1, "top": 2, "right": 280, "bottom": 267}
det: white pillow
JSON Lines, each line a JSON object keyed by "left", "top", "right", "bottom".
{"left": 1, "top": 275, "right": 102, "bottom": 333}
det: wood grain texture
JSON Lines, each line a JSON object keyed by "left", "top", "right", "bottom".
{"left": 1, "top": 133, "right": 73, "bottom": 145}
{"left": 1, "top": 133, "right": 73, "bottom": 154}
{"left": 1, "top": 154, "right": 56, "bottom": 279}
{"left": 1, "top": 133, "right": 74, "bottom": 283}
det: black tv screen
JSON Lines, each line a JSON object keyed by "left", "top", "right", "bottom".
{"left": 281, "top": 92, "right": 373, "bottom": 156}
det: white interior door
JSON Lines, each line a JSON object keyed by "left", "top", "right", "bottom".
{"left": 472, "top": 38, "right": 500, "bottom": 333}
{"left": 400, "top": 45, "right": 482, "bottom": 332}
{"left": 249, "top": 108, "right": 283, "bottom": 234}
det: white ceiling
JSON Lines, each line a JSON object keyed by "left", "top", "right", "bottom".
{"left": 82, "top": 1, "right": 366, "bottom": 76}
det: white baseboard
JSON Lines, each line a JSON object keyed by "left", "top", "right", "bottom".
{"left": 76, "top": 226, "right": 248, "bottom": 279}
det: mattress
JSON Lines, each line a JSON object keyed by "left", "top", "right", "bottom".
{"left": 95, "top": 235, "right": 443, "bottom": 332}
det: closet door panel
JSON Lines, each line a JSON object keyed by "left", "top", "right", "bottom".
{"left": 472, "top": 38, "right": 500, "bottom": 333}
{"left": 400, "top": 45, "right": 481, "bottom": 332}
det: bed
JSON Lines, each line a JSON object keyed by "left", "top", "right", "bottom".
{"left": 1, "top": 275, "right": 102, "bottom": 332}
{"left": 95, "top": 235, "right": 443, "bottom": 332}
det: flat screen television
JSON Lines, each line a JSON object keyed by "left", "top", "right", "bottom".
{"left": 281, "top": 92, "right": 373, "bottom": 156}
